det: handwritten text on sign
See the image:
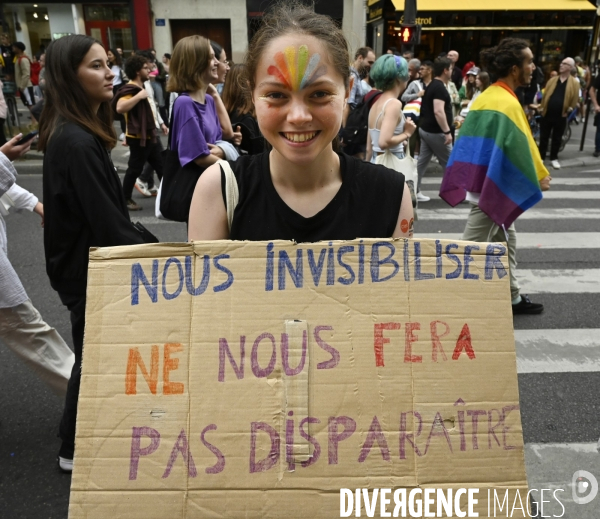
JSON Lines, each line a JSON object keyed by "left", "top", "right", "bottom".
{"left": 72, "top": 239, "right": 526, "bottom": 519}
{"left": 130, "top": 241, "right": 508, "bottom": 305}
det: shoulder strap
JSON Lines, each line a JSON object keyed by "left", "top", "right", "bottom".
{"left": 375, "top": 98, "right": 397, "bottom": 129}
{"left": 217, "top": 159, "right": 239, "bottom": 232}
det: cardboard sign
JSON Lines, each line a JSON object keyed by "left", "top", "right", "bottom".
{"left": 70, "top": 239, "right": 528, "bottom": 518}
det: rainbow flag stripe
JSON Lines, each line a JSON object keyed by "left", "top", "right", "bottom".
{"left": 440, "top": 83, "right": 549, "bottom": 228}
{"left": 267, "top": 45, "right": 325, "bottom": 91}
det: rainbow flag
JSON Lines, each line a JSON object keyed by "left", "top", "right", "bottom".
{"left": 440, "top": 82, "right": 549, "bottom": 228}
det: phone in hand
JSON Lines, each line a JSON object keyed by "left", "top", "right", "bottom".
{"left": 15, "top": 131, "right": 39, "bottom": 146}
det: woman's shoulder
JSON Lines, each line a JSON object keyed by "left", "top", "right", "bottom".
{"left": 48, "top": 122, "right": 98, "bottom": 149}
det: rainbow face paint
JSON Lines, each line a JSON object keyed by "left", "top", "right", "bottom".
{"left": 267, "top": 45, "right": 326, "bottom": 91}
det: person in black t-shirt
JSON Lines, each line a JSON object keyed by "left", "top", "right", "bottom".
{"left": 416, "top": 57, "right": 453, "bottom": 202}
{"left": 538, "top": 57, "right": 579, "bottom": 169}
{"left": 588, "top": 72, "right": 600, "bottom": 157}
{"left": 188, "top": 3, "right": 414, "bottom": 242}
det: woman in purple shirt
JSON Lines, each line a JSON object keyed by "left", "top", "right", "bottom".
{"left": 167, "top": 35, "right": 234, "bottom": 169}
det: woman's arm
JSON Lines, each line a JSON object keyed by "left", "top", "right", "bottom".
{"left": 188, "top": 163, "right": 229, "bottom": 240}
{"left": 193, "top": 151, "right": 221, "bottom": 168}
{"left": 207, "top": 84, "right": 234, "bottom": 140}
{"left": 392, "top": 183, "right": 415, "bottom": 238}
{"left": 378, "top": 99, "right": 415, "bottom": 149}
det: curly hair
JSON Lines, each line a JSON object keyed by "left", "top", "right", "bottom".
{"left": 480, "top": 38, "right": 530, "bottom": 79}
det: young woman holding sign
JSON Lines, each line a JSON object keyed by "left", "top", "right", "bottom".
{"left": 188, "top": 2, "right": 413, "bottom": 241}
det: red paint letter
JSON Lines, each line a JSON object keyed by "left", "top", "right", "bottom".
{"left": 374, "top": 323, "right": 401, "bottom": 367}
{"left": 452, "top": 324, "right": 476, "bottom": 360}
{"left": 404, "top": 322, "right": 422, "bottom": 363}
{"left": 125, "top": 346, "right": 159, "bottom": 395}
{"left": 430, "top": 320, "right": 449, "bottom": 362}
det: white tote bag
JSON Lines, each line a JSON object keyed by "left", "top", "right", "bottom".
{"left": 376, "top": 146, "right": 418, "bottom": 208}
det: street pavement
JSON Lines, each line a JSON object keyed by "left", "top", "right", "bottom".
{"left": 1, "top": 119, "right": 599, "bottom": 517}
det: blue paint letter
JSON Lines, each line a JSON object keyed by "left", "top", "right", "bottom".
{"left": 162, "top": 258, "right": 184, "bottom": 300}
{"left": 414, "top": 242, "right": 435, "bottom": 281}
{"left": 213, "top": 255, "right": 234, "bottom": 292}
{"left": 131, "top": 260, "right": 158, "bottom": 305}
{"left": 185, "top": 255, "right": 210, "bottom": 296}
{"left": 485, "top": 244, "right": 508, "bottom": 280}
{"left": 463, "top": 245, "right": 480, "bottom": 280}
{"left": 278, "top": 250, "right": 303, "bottom": 290}
{"left": 337, "top": 246, "right": 355, "bottom": 285}
{"left": 307, "top": 248, "right": 326, "bottom": 286}
{"left": 370, "top": 242, "right": 399, "bottom": 283}
{"left": 445, "top": 243, "right": 462, "bottom": 279}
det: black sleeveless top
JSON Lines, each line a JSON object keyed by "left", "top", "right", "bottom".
{"left": 223, "top": 152, "right": 404, "bottom": 243}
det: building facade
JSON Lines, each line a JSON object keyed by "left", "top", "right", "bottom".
{"left": 1, "top": 0, "right": 152, "bottom": 57}
{"left": 367, "top": 0, "right": 596, "bottom": 76}
{"left": 2, "top": 0, "right": 367, "bottom": 63}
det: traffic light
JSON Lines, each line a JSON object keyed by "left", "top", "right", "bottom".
{"left": 399, "top": 24, "right": 421, "bottom": 45}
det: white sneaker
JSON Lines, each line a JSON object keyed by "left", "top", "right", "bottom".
{"left": 416, "top": 191, "right": 430, "bottom": 202}
{"left": 119, "top": 132, "right": 125, "bottom": 141}
{"left": 58, "top": 456, "right": 73, "bottom": 473}
{"left": 551, "top": 160, "right": 561, "bottom": 169}
{"left": 135, "top": 179, "right": 152, "bottom": 197}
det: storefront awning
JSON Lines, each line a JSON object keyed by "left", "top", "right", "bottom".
{"left": 391, "top": 0, "right": 595, "bottom": 10}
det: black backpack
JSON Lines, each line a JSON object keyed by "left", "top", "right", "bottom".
{"left": 340, "top": 89, "right": 382, "bottom": 155}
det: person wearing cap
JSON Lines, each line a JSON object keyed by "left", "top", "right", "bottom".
{"left": 12, "top": 42, "right": 34, "bottom": 108}
{"left": 458, "top": 67, "right": 479, "bottom": 109}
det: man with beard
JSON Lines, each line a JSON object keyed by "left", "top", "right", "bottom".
{"left": 440, "top": 38, "right": 551, "bottom": 315}
{"left": 343, "top": 47, "right": 376, "bottom": 126}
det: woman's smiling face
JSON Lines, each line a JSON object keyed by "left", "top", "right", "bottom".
{"left": 252, "top": 33, "right": 349, "bottom": 165}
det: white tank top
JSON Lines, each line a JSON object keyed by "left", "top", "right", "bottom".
{"left": 369, "top": 98, "right": 406, "bottom": 155}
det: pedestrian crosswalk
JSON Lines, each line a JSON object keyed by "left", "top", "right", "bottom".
{"left": 415, "top": 166, "right": 600, "bottom": 518}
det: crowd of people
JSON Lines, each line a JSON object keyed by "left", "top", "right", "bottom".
{"left": 0, "top": 0, "right": 577, "bottom": 480}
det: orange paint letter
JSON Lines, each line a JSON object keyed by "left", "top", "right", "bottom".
{"left": 125, "top": 346, "right": 159, "bottom": 395}
{"left": 164, "top": 343, "right": 184, "bottom": 395}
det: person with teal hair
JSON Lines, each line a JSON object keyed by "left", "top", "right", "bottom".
{"left": 367, "top": 54, "right": 416, "bottom": 163}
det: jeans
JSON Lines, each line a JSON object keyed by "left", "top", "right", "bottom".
{"left": 417, "top": 128, "right": 452, "bottom": 192}
{"left": 57, "top": 292, "right": 86, "bottom": 457}
{"left": 123, "top": 138, "right": 164, "bottom": 200}
{"left": 538, "top": 116, "right": 567, "bottom": 161}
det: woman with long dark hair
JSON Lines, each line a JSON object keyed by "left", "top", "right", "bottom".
{"left": 38, "top": 35, "right": 146, "bottom": 472}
